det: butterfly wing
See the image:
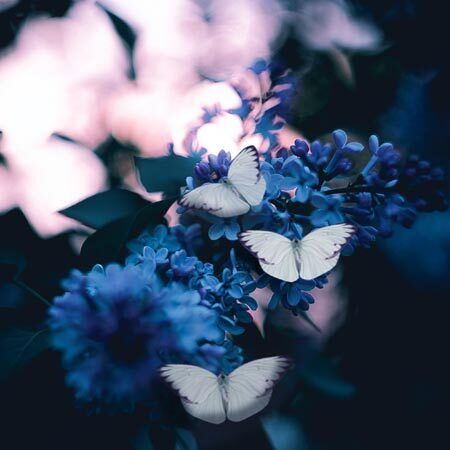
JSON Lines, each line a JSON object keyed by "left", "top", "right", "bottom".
{"left": 297, "top": 223, "right": 355, "bottom": 280}
{"left": 225, "top": 356, "right": 291, "bottom": 422}
{"left": 180, "top": 182, "right": 249, "bottom": 218}
{"left": 239, "top": 230, "right": 300, "bottom": 282}
{"left": 160, "top": 364, "right": 226, "bottom": 424}
{"left": 228, "top": 146, "right": 266, "bottom": 206}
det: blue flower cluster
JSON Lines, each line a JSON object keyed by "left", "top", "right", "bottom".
{"left": 180, "top": 129, "right": 446, "bottom": 314}
{"left": 47, "top": 60, "right": 446, "bottom": 411}
{"left": 48, "top": 247, "right": 243, "bottom": 408}
{"left": 126, "top": 226, "right": 258, "bottom": 337}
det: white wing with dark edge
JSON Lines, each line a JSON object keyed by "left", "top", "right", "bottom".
{"left": 228, "top": 146, "right": 266, "bottom": 206}
{"left": 297, "top": 223, "right": 355, "bottom": 280}
{"left": 239, "top": 230, "right": 299, "bottom": 282}
{"left": 180, "top": 182, "right": 249, "bottom": 218}
{"left": 160, "top": 364, "right": 226, "bottom": 424}
{"left": 225, "top": 356, "right": 291, "bottom": 422}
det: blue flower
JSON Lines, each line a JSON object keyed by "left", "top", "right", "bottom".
{"left": 220, "top": 341, "right": 244, "bottom": 375}
{"left": 290, "top": 139, "right": 309, "bottom": 158}
{"left": 208, "top": 217, "right": 240, "bottom": 241}
{"left": 361, "top": 134, "right": 398, "bottom": 179}
{"left": 307, "top": 140, "right": 333, "bottom": 169}
{"left": 203, "top": 150, "right": 231, "bottom": 180}
{"left": 325, "top": 130, "right": 364, "bottom": 174}
{"left": 168, "top": 250, "right": 198, "bottom": 278}
{"left": 310, "top": 192, "right": 345, "bottom": 226}
{"left": 127, "top": 224, "right": 180, "bottom": 256}
{"left": 268, "top": 279, "right": 317, "bottom": 313}
{"left": 126, "top": 246, "right": 168, "bottom": 278}
{"left": 171, "top": 223, "right": 203, "bottom": 255}
{"left": 282, "top": 156, "right": 318, "bottom": 203}
{"left": 48, "top": 264, "right": 225, "bottom": 407}
{"left": 261, "top": 162, "right": 285, "bottom": 200}
{"left": 398, "top": 155, "right": 447, "bottom": 212}
{"left": 375, "top": 194, "right": 417, "bottom": 236}
{"left": 195, "top": 161, "right": 213, "bottom": 183}
{"left": 209, "top": 265, "right": 258, "bottom": 335}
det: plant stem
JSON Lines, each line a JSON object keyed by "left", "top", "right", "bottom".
{"left": 323, "top": 185, "right": 390, "bottom": 196}
{"left": 13, "top": 280, "right": 51, "bottom": 308}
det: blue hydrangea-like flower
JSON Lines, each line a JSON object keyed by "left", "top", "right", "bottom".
{"left": 168, "top": 250, "right": 198, "bottom": 279}
{"left": 310, "top": 192, "right": 345, "bottom": 226}
{"left": 282, "top": 156, "right": 318, "bottom": 203}
{"left": 48, "top": 264, "right": 225, "bottom": 407}
{"left": 375, "top": 194, "right": 417, "bottom": 236}
{"left": 267, "top": 278, "right": 318, "bottom": 314}
{"left": 306, "top": 140, "right": 333, "bottom": 169}
{"left": 127, "top": 224, "right": 181, "bottom": 256}
{"left": 220, "top": 340, "right": 245, "bottom": 375}
{"left": 208, "top": 217, "right": 241, "bottom": 241}
{"left": 290, "top": 139, "right": 309, "bottom": 158}
{"left": 171, "top": 223, "right": 203, "bottom": 255}
{"left": 126, "top": 246, "right": 168, "bottom": 278}
{"left": 208, "top": 264, "right": 258, "bottom": 336}
{"left": 193, "top": 150, "right": 232, "bottom": 184}
{"left": 324, "top": 129, "right": 364, "bottom": 175}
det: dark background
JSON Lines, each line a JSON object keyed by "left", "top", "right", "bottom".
{"left": 1, "top": 1, "right": 449, "bottom": 449}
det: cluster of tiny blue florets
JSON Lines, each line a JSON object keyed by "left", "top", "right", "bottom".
{"left": 180, "top": 128, "right": 446, "bottom": 315}
{"left": 48, "top": 61, "right": 446, "bottom": 412}
{"left": 126, "top": 225, "right": 258, "bottom": 337}
{"left": 48, "top": 237, "right": 246, "bottom": 407}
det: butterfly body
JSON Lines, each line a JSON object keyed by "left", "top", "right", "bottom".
{"left": 160, "top": 356, "right": 290, "bottom": 424}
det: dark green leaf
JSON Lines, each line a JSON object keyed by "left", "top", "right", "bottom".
{"left": 0, "top": 327, "right": 51, "bottom": 382}
{"left": 80, "top": 197, "right": 176, "bottom": 268}
{"left": 301, "top": 355, "right": 355, "bottom": 398}
{"left": 135, "top": 154, "right": 198, "bottom": 194}
{"left": 60, "top": 189, "right": 149, "bottom": 229}
{"left": 0, "top": 249, "right": 26, "bottom": 283}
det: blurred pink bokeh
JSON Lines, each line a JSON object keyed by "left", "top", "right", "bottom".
{"left": 0, "top": 0, "right": 381, "bottom": 237}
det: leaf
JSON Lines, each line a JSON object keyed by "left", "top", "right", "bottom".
{"left": 135, "top": 154, "right": 198, "bottom": 194}
{"left": 80, "top": 197, "right": 176, "bottom": 268}
{"left": 174, "top": 428, "right": 198, "bottom": 450}
{"left": 298, "top": 311, "right": 322, "bottom": 333}
{"left": 60, "top": 189, "right": 149, "bottom": 229}
{"left": 0, "top": 249, "right": 26, "bottom": 282}
{"left": 301, "top": 355, "right": 355, "bottom": 398}
{"left": 0, "top": 327, "right": 51, "bottom": 382}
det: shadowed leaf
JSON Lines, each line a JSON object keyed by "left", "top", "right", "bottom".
{"left": 301, "top": 355, "right": 355, "bottom": 398}
{"left": 80, "top": 197, "right": 176, "bottom": 268}
{"left": 0, "top": 327, "right": 51, "bottom": 382}
{"left": 60, "top": 189, "right": 149, "bottom": 229}
{"left": 135, "top": 154, "right": 198, "bottom": 195}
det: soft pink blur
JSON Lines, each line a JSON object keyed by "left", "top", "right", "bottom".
{"left": 0, "top": 0, "right": 381, "bottom": 242}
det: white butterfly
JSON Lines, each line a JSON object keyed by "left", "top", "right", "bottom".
{"left": 160, "top": 356, "right": 290, "bottom": 424}
{"left": 180, "top": 146, "right": 266, "bottom": 218}
{"left": 239, "top": 223, "right": 355, "bottom": 282}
